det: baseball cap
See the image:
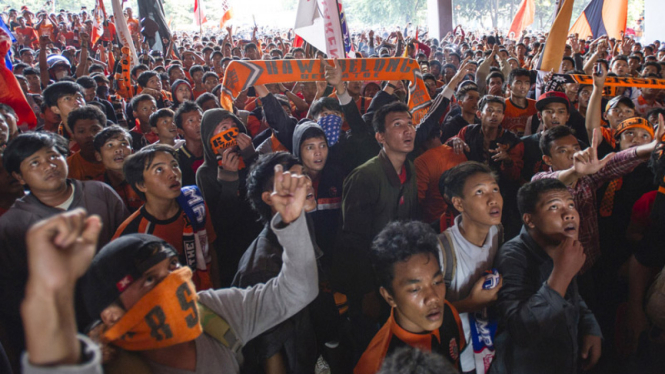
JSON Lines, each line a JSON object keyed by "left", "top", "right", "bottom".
{"left": 614, "top": 117, "right": 654, "bottom": 139}
{"left": 82, "top": 234, "right": 178, "bottom": 320}
{"left": 536, "top": 91, "right": 570, "bottom": 112}
{"left": 605, "top": 95, "right": 635, "bottom": 112}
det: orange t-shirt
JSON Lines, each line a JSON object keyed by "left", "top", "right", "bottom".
{"left": 502, "top": 98, "right": 537, "bottom": 137}
{"left": 414, "top": 145, "right": 468, "bottom": 223}
{"left": 113, "top": 204, "right": 217, "bottom": 291}
{"left": 67, "top": 152, "right": 106, "bottom": 181}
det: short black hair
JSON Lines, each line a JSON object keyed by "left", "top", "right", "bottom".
{"left": 195, "top": 93, "right": 219, "bottom": 108}
{"left": 76, "top": 76, "right": 96, "bottom": 90}
{"left": 93, "top": 125, "right": 132, "bottom": 153}
{"left": 189, "top": 65, "right": 204, "bottom": 78}
{"left": 508, "top": 68, "right": 531, "bottom": 85}
{"left": 377, "top": 346, "right": 458, "bottom": 374}
{"left": 202, "top": 71, "right": 219, "bottom": 83}
{"left": 643, "top": 61, "right": 662, "bottom": 74}
{"left": 137, "top": 70, "right": 159, "bottom": 88}
{"left": 246, "top": 152, "right": 300, "bottom": 223}
{"left": 373, "top": 101, "right": 411, "bottom": 133}
{"left": 130, "top": 94, "right": 157, "bottom": 113}
{"left": 244, "top": 43, "right": 258, "bottom": 52}
{"left": 539, "top": 125, "right": 575, "bottom": 156}
{"left": 174, "top": 101, "right": 202, "bottom": 129}
{"left": 478, "top": 95, "right": 506, "bottom": 112}
{"left": 441, "top": 162, "right": 495, "bottom": 199}
{"left": 517, "top": 178, "right": 569, "bottom": 216}
{"left": 123, "top": 144, "right": 178, "bottom": 201}
{"left": 149, "top": 108, "right": 175, "bottom": 128}
{"left": 486, "top": 71, "right": 505, "bottom": 86}
{"left": 3, "top": 132, "right": 69, "bottom": 176}
{"left": 371, "top": 221, "right": 440, "bottom": 295}
{"left": 43, "top": 81, "right": 83, "bottom": 108}
{"left": 422, "top": 73, "right": 436, "bottom": 82}
{"left": 67, "top": 105, "right": 107, "bottom": 133}
{"left": 22, "top": 67, "right": 39, "bottom": 77}
{"left": 309, "top": 97, "right": 342, "bottom": 119}
{"left": 130, "top": 64, "right": 149, "bottom": 78}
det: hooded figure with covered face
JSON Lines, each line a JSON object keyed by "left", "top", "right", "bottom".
{"left": 196, "top": 109, "right": 263, "bottom": 287}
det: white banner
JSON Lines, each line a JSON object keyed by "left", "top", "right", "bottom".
{"left": 111, "top": 0, "right": 139, "bottom": 68}
{"left": 294, "top": 0, "right": 345, "bottom": 58}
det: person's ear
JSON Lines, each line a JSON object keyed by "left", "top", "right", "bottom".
{"left": 379, "top": 286, "right": 397, "bottom": 309}
{"left": 522, "top": 213, "right": 535, "bottom": 229}
{"left": 12, "top": 171, "right": 26, "bottom": 186}
{"left": 537, "top": 111, "right": 542, "bottom": 121}
{"left": 136, "top": 181, "right": 148, "bottom": 194}
{"left": 151, "top": 126, "right": 159, "bottom": 134}
{"left": 261, "top": 190, "right": 273, "bottom": 208}
{"left": 94, "top": 151, "right": 102, "bottom": 162}
{"left": 375, "top": 131, "right": 385, "bottom": 145}
{"left": 100, "top": 303, "right": 125, "bottom": 328}
{"left": 133, "top": 110, "right": 139, "bottom": 119}
{"left": 50, "top": 105, "right": 61, "bottom": 115}
{"left": 451, "top": 195, "right": 464, "bottom": 213}
{"left": 476, "top": 109, "right": 482, "bottom": 118}
{"left": 542, "top": 154, "right": 553, "bottom": 167}
{"left": 177, "top": 128, "right": 185, "bottom": 137}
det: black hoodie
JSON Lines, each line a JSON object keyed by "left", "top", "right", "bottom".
{"left": 196, "top": 108, "right": 263, "bottom": 286}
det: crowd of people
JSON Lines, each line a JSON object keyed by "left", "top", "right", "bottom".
{"left": 1, "top": 4, "right": 665, "bottom": 374}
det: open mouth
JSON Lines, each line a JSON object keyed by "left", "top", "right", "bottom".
{"left": 113, "top": 155, "right": 125, "bottom": 163}
{"left": 426, "top": 309, "right": 442, "bottom": 321}
{"left": 564, "top": 223, "right": 577, "bottom": 233}
{"left": 489, "top": 208, "right": 501, "bottom": 218}
{"left": 169, "top": 181, "right": 182, "bottom": 190}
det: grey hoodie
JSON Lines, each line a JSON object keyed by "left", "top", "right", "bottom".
{"left": 291, "top": 121, "right": 326, "bottom": 161}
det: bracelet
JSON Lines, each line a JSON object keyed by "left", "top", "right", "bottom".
{"left": 283, "top": 89, "right": 290, "bottom": 94}
{"left": 387, "top": 83, "right": 397, "bottom": 90}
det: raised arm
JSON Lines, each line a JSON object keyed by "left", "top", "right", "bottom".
{"left": 198, "top": 165, "right": 318, "bottom": 344}
{"left": 585, "top": 61, "right": 607, "bottom": 143}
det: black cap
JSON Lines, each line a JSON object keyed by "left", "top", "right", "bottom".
{"left": 605, "top": 95, "right": 635, "bottom": 112}
{"left": 82, "top": 234, "right": 178, "bottom": 320}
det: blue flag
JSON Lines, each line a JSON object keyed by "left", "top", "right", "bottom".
{"left": 0, "top": 18, "right": 15, "bottom": 71}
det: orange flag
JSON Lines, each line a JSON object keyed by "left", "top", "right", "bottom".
{"left": 537, "top": 0, "right": 575, "bottom": 72}
{"left": 508, "top": 0, "right": 535, "bottom": 39}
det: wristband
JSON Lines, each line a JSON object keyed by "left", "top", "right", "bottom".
{"left": 387, "top": 83, "right": 397, "bottom": 90}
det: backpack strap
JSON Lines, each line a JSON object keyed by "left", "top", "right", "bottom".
{"left": 437, "top": 231, "right": 457, "bottom": 287}
{"left": 198, "top": 302, "right": 243, "bottom": 354}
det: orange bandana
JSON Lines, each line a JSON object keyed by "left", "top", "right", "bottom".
{"left": 220, "top": 58, "right": 433, "bottom": 124}
{"left": 103, "top": 267, "right": 203, "bottom": 351}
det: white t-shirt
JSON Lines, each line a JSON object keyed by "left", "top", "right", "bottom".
{"left": 440, "top": 215, "right": 501, "bottom": 372}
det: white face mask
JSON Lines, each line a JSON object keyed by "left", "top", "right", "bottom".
{"left": 55, "top": 70, "right": 68, "bottom": 80}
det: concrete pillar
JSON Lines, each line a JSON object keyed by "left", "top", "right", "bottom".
{"left": 427, "top": 0, "right": 453, "bottom": 42}
{"left": 645, "top": 0, "right": 665, "bottom": 43}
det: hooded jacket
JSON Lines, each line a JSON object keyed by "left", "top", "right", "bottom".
{"left": 196, "top": 109, "right": 263, "bottom": 287}
{"left": 170, "top": 79, "right": 194, "bottom": 110}
{"left": 292, "top": 122, "right": 344, "bottom": 262}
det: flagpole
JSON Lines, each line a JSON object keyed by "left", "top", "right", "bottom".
{"left": 199, "top": 0, "right": 203, "bottom": 36}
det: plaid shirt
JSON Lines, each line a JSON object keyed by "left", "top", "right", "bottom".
{"left": 532, "top": 148, "right": 643, "bottom": 272}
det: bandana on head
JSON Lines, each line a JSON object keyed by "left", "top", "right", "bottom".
{"left": 102, "top": 267, "right": 203, "bottom": 351}
{"left": 317, "top": 114, "right": 343, "bottom": 147}
{"left": 615, "top": 117, "right": 655, "bottom": 139}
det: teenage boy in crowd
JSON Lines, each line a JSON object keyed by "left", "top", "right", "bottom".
{"left": 441, "top": 82, "right": 481, "bottom": 142}
{"left": 0, "top": 132, "right": 128, "bottom": 368}
{"left": 114, "top": 144, "right": 219, "bottom": 291}
{"left": 19, "top": 163, "right": 319, "bottom": 373}
{"left": 174, "top": 101, "right": 205, "bottom": 187}
{"left": 438, "top": 162, "right": 504, "bottom": 373}
{"left": 129, "top": 94, "right": 159, "bottom": 151}
{"left": 235, "top": 152, "right": 321, "bottom": 374}
{"left": 449, "top": 95, "right": 524, "bottom": 237}
{"left": 355, "top": 221, "right": 465, "bottom": 373}
{"left": 137, "top": 70, "right": 173, "bottom": 109}
{"left": 521, "top": 91, "right": 575, "bottom": 182}
{"left": 501, "top": 68, "right": 536, "bottom": 137}
{"left": 197, "top": 108, "right": 262, "bottom": 287}
{"left": 490, "top": 179, "right": 602, "bottom": 374}
{"left": 93, "top": 125, "right": 142, "bottom": 213}
{"left": 66, "top": 106, "right": 106, "bottom": 181}
{"left": 43, "top": 81, "right": 86, "bottom": 151}
{"left": 149, "top": 108, "right": 185, "bottom": 149}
